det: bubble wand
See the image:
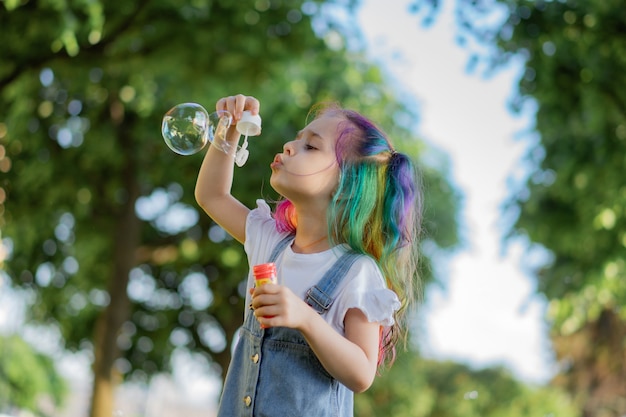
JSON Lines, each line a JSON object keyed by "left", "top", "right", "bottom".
{"left": 161, "top": 103, "right": 261, "bottom": 167}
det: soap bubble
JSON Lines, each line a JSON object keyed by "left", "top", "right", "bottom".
{"left": 161, "top": 103, "right": 231, "bottom": 155}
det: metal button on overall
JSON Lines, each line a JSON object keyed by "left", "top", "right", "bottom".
{"left": 251, "top": 353, "right": 259, "bottom": 363}
{"left": 243, "top": 396, "right": 252, "bottom": 407}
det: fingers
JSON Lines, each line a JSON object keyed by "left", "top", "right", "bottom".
{"left": 216, "top": 94, "right": 260, "bottom": 121}
{"left": 250, "top": 295, "right": 276, "bottom": 329}
{"left": 252, "top": 283, "right": 279, "bottom": 296}
{"left": 250, "top": 284, "right": 280, "bottom": 318}
{"left": 253, "top": 301, "right": 279, "bottom": 329}
{"left": 250, "top": 285, "right": 277, "bottom": 310}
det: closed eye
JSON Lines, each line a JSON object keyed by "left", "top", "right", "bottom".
{"left": 295, "top": 129, "right": 323, "bottom": 150}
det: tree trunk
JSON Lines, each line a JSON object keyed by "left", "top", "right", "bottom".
{"left": 213, "top": 290, "right": 244, "bottom": 382}
{"left": 552, "top": 308, "right": 626, "bottom": 417}
{"left": 90, "top": 111, "right": 140, "bottom": 417}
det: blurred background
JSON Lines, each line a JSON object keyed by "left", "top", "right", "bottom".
{"left": 1, "top": 0, "right": 624, "bottom": 416}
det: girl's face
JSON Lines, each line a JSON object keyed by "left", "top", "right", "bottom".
{"left": 269, "top": 113, "right": 343, "bottom": 204}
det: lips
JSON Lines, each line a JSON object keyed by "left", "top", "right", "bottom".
{"left": 271, "top": 154, "right": 283, "bottom": 168}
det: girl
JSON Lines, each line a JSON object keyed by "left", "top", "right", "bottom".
{"left": 195, "top": 94, "right": 422, "bottom": 416}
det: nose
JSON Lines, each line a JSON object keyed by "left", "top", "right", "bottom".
{"left": 283, "top": 140, "right": 295, "bottom": 155}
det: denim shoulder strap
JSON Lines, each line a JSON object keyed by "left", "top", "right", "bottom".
{"left": 267, "top": 235, "right": 361, "bottom": 314}
{"left": 268, "top": 234, "right": 294, "bottom": 263}
{"left": 305, "top": 251, "right": 361, "bottom": 314}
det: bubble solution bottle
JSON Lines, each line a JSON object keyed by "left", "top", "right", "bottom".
{"left": 253, "top": 263, "right": 277, "bottom": 286}
{"left": 252, "top": 263, "right": 277, "bottom": 327}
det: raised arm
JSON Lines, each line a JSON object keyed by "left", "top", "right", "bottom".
{"left": 194, "top": 95, "right": 260, "bottom": 244}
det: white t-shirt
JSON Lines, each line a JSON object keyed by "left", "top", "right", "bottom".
{"left": 244, "top": 200, "right": 400, "bottom": 336}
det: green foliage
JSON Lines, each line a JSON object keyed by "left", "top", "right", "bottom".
{"left": 410, "top": 0, "right": 626, "bottom": 413}
{"left": 497, "top": 0, "right": 626, "bottom": 329}
{"left": 0, "top": 335, "right": 67, "bottom": 413}
{"left": 492, "top": 2, "right": 626, "bottom": 413}
{"left": 356, "top": 350, "right": 579, "bottom": 417}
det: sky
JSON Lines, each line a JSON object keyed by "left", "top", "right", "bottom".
{"left": 357, "top": 0, "right": 556, "bottom": 384}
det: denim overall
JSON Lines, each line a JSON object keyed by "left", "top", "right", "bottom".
{"left": 217, "top": 236, "right": 360, "bottom": 417}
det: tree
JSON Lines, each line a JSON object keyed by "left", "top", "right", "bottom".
{"left": 0, "top": 335, "right": 67, "bottom": 415}
{"left": 409, "top": 0, "right": 626, "bottom": 414}
{"left": 356, "top": 349, "right": 579, "bottom": 417}
{"left": 0, "top": 1, "right": 460, "bottom": 416}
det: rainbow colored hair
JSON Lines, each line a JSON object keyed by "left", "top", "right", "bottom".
{"left": 274, "top": 104, "right": 422, "bottom": 368}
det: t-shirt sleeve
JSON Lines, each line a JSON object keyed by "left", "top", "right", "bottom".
{"left": 335, "top": 257, "right": 401, "bottom": 328}
{"left": 244, "top": 199, "right": 289, "bottom": 271}
{"left": 245, "top": 200, "right": 274, "bottom": 255}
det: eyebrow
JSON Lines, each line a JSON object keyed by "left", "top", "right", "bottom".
{"left": 297, "top": 129, "right": 325, "bottom": 141}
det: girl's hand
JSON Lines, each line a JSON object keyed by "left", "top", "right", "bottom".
{"left": 250, "top": 284, "right": 312, "bottom": 329}
{"left": 208, "top": 94, "right": 259, "bottom": 158}
{"left": 216, "top": 94, "right": 260, "bottom": 119}
{"left": 250, "top": 283, "right": 380, "bottom": 392}
{"left": 216, "top": 94, "right": 260, "bottom": 138}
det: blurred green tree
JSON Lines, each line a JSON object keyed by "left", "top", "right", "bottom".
{"left": 410, "top": 0, "right": 626, "bottom": 414}
{"left": 356, "top": 349, "right": 579, "bottom": 417}
{"left": 0, "top": 335, "right": 67, "bottom": 414}
{"left": 0, "top": 1, "right": 460, "bottom": 416}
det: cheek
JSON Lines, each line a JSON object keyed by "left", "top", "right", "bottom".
{"left": 321, "top": 167, "right": 341, "bottom": 195}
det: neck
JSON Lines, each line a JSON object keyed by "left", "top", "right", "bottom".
{"left": 289, "top": 202, "right": 330, "bottom": 253}
{"left": 292, "top": 234, "right": 329, "bottom": 254}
